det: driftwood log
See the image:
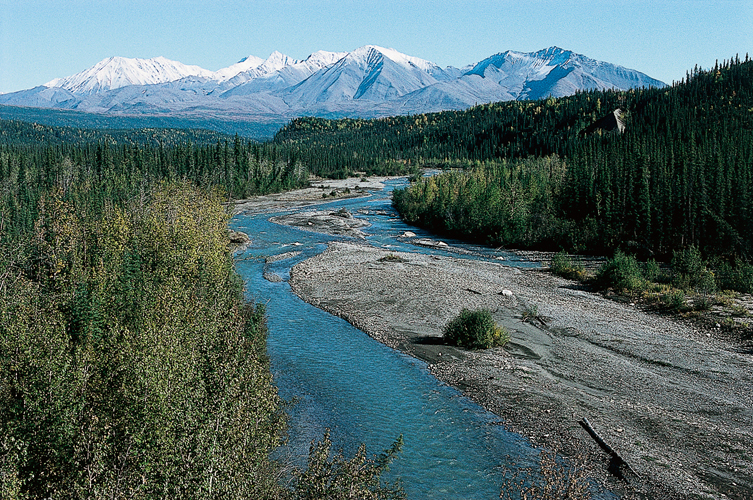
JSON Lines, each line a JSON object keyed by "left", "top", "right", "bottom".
{"left": 580, "top": 417, "right": 640, "bottom": 479}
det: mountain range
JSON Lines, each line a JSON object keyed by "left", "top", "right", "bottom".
{"left": 0, "top": 45, "right": 664, "bottom": 128}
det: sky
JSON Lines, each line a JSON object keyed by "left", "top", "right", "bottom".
{"left": 0, "top": 0, "right": 751, "bottom": 94}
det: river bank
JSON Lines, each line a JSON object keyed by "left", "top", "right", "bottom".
{"left": 287, "top": 240, "right": 753, "bottom": 499}
{"left": 234, "top": 178, "right": 753, "bottom": 499}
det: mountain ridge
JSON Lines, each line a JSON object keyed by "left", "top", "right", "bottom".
{"left": 1, "top": 45, "right": 665, "bottom": 124}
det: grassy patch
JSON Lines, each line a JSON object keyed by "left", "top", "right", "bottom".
{"left": 378, "top": 253, "right": 407, "bottom": 263}
{"left": 550, "top": 251, "right": 588, "bottom": 280}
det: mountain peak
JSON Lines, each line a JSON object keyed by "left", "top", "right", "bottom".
{"left": 45, "top": 55, "right": 213, "bottom": 94}
{"left": 213, "top": 55, "right": 265, "bottom": 81}
{"left": 5, "top": 45, "right": 665, "bottom": 122}
{"left": 349, "top": 45, "right": 439, "bottom": 73}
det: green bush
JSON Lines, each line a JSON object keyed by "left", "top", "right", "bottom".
{"left": 671, "top": 246, "right": 716, "bottom": 293}
{"left": 550, "top": 251, "right": 586, "bottom": 280}
{"left": 594, "top": 250, "right": 646, "bottom": 292}
{"left": 662, "top": 289, "right": 687, "bottom": 310}
{"left": 293, "top": 430, "right": 405, "bottom": 500}
{"left": 694, "top": 295, "right": 714, "bottom": 311}
{"left": 716, "top": 261, "right": 753, "bottom": 294}
{"left": 443, "top": 308, "right": 510, "bottom": 349}
{"left": 644, "top": 259, "right": 663, "bottom": 283}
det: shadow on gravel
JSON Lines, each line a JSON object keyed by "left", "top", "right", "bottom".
{"left": 559, "top": 283, "right": 593, "bottom": 292}
{"left": 413, "top": 336, "right": 446, "bottom": 345}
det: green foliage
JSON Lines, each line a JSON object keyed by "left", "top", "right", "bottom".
{"left": 671, "top": 246, "right": 716, "bottom": 293}
{"left": 279, "top": 58, "right": 753, "bottom": 261}
{"left": 715, "top": 261, "right": 753, "bottom": 293}
{"left": 0, "top": 105, "right": 282, "bottom": 141}
{"left": 1, "top": 182, "right": 285, "bottom": 498}
{"left": 550, "top": 251, "right": 586, "bottom": 280}
{"left": 292, "top": 430, "right": 405, "bottom": 500}
{"left": 0, "top": 121, "right": 427, "bottom": 499}
{"left": 595, "top": 250, "right": 647, "bottom": 292}
{"left": 662, "top": 289, "right": 687, "bottom": 310}
{"left": 443, "top": 308, "right": 510, "bottom": 349}
{"left": 644, "top": 258, "right": 663, "bottom": 283}
{"left": 392, "top": 156, "right": 572, "bottom": 250}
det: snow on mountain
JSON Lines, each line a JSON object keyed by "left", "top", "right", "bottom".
{"left": 284, "top": 45, "right": 445, "bottom": 105}
{"left": 218, "top": 50, "right": 348, "bottom": 96}
{"left": 464, "top": 47, "right": 664, "bottom": 100}
{"left": 2, "top": 46, "right": 664, "bottom": 123}
{"left": 45, "top": 56, "right": 215, "bottom": 95}
{"left": 212, "top": 55, "right": 265, "bottom": 81}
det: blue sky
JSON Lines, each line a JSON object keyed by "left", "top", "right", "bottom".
{"left": 1, "top": 0, "right": 751, "bottom": 94}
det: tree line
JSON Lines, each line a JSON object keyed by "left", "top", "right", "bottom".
{"left": 278, "top": 56, "right": 753, "bottom": 263}
{"left": 0, "top": 126, "right": 406, "bottom": 498}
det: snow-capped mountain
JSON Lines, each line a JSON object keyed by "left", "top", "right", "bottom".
{"left": 1, "top": 46, "right": 664, "bottom": 124}
{"left": 463, "top": 47, "right": 662, "bottom": 100}
{"left": 212, "top": 55, "right": 265, "bottom": 82}
{"left": 285, "top": 45, "right": 445, "bottom": 105}
{"left": 219, "top": 50, "right": 348, "bottom": 95}
{"left": 44, "top": 56, "right": 215, "bottom": 95}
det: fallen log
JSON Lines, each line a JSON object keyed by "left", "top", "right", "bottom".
{"left": 580, "top": 417, "right": 640, "bottom": 479}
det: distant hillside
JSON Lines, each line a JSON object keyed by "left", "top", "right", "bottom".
{"left": 0, "top": 105, "right": 284, "bottom": 140}
{"left": 0, "top": 117, "right": 245, "bottom": 148}
{"left": 280, "top": 56, "right": 753, "bottom": 260}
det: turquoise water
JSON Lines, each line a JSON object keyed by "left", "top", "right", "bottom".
{"left": 231, "top": 180, "right": 611, "bottom": 499}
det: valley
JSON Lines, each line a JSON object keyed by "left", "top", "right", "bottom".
{"left": 2, "top": 44, "right": 752, "bottom": 500}
{"left": 242, "top": 178, "right": 753, "bottom": 499}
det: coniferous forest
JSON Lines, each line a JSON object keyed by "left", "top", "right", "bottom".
{"left": 0, "top": 125, "right": 405, "bottom": 498}
{"left": 277, "top": 57, "right": 753, "bottom": 264}
{"left": 2, "top": 55, "right": 753, "bottom": 498}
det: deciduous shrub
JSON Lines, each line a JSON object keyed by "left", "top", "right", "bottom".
{"left": 500, "top": 450, "right": 591, "bottom": 500}
{"left": 550, "top": 251, "right": 586, "bottom": 280}
{"left": 662, "top": 289, "right": 687, "bottom": 310}
{"left": 594, "top": 250, "right": 646, "bottom": 292}
{"left": 671, "top": 246, "right": 716, "bottom": 293}
{"left": 443, "top": 308, "right": 510, "bottom": 349}
{"left": 716, "top": 261, "right": 753, "bottom": 294}
{"left": 293, "top": 430, "right": 405, "bottom": 500}
{"left": 643, "top": 258, "right": 663, "bottom": 283}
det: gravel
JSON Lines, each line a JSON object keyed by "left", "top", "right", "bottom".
{"left": 289, "top": 241, "right": 753, "bottom": 500}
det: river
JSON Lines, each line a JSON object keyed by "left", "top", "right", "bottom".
{"left": 230, "top": 179, "right": 608, "bottom": 499}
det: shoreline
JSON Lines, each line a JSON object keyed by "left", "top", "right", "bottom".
{"left": 287, "top": 241, "right": 753, "bottom": 500}
{"left": 235, "top": 178, "right": 753, "bottom": 499}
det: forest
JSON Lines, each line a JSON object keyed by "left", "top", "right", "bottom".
{"left": 3, "top": 54, "right": 753, "bottom": 497}
{"left": 0, "top": 124, "right": 405, "bottom": 498}
{"left": 277, "top": 57, "right": 753, "bottom": 265}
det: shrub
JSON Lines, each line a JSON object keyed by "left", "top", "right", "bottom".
{"left": 694, "top": 295, "right": 714, "bottom": 311}
{"left": 443, "top": 308, "right": 510, "bottom": 349}
{"left": 671, "top": 246, "right": 715, "bottom": 293}
{"left": 293, "top": 430, "right": 405, "bottom": 500}
{"left": 550, "top": 251, "right": 586, "bottom": 280}
{"left": 521, "top": 303, "right": 548, "bottom": 326}
{"left": 662, "top": 289, "right": 687, "bottom": 310}
{"left": 500, "top": 450, "right": 592, "bottom": 500}
{"left": 378, "top": 253, "right": 406, "bottom": 263}
{"left": 644, "top": 259, "right": 662, "bottom": 283}
{"left": 594, "top": 250, "right": 646, "bottom": 292}
{"left": 716, "top": 261, "right": 753, "bottom": 294}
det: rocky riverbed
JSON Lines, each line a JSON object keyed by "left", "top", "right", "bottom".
{"left": 285, "top": 240, "right": 753, "bottom": 500}
{"left": 236, "top": 178, "right": 753, "bottom": 499}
